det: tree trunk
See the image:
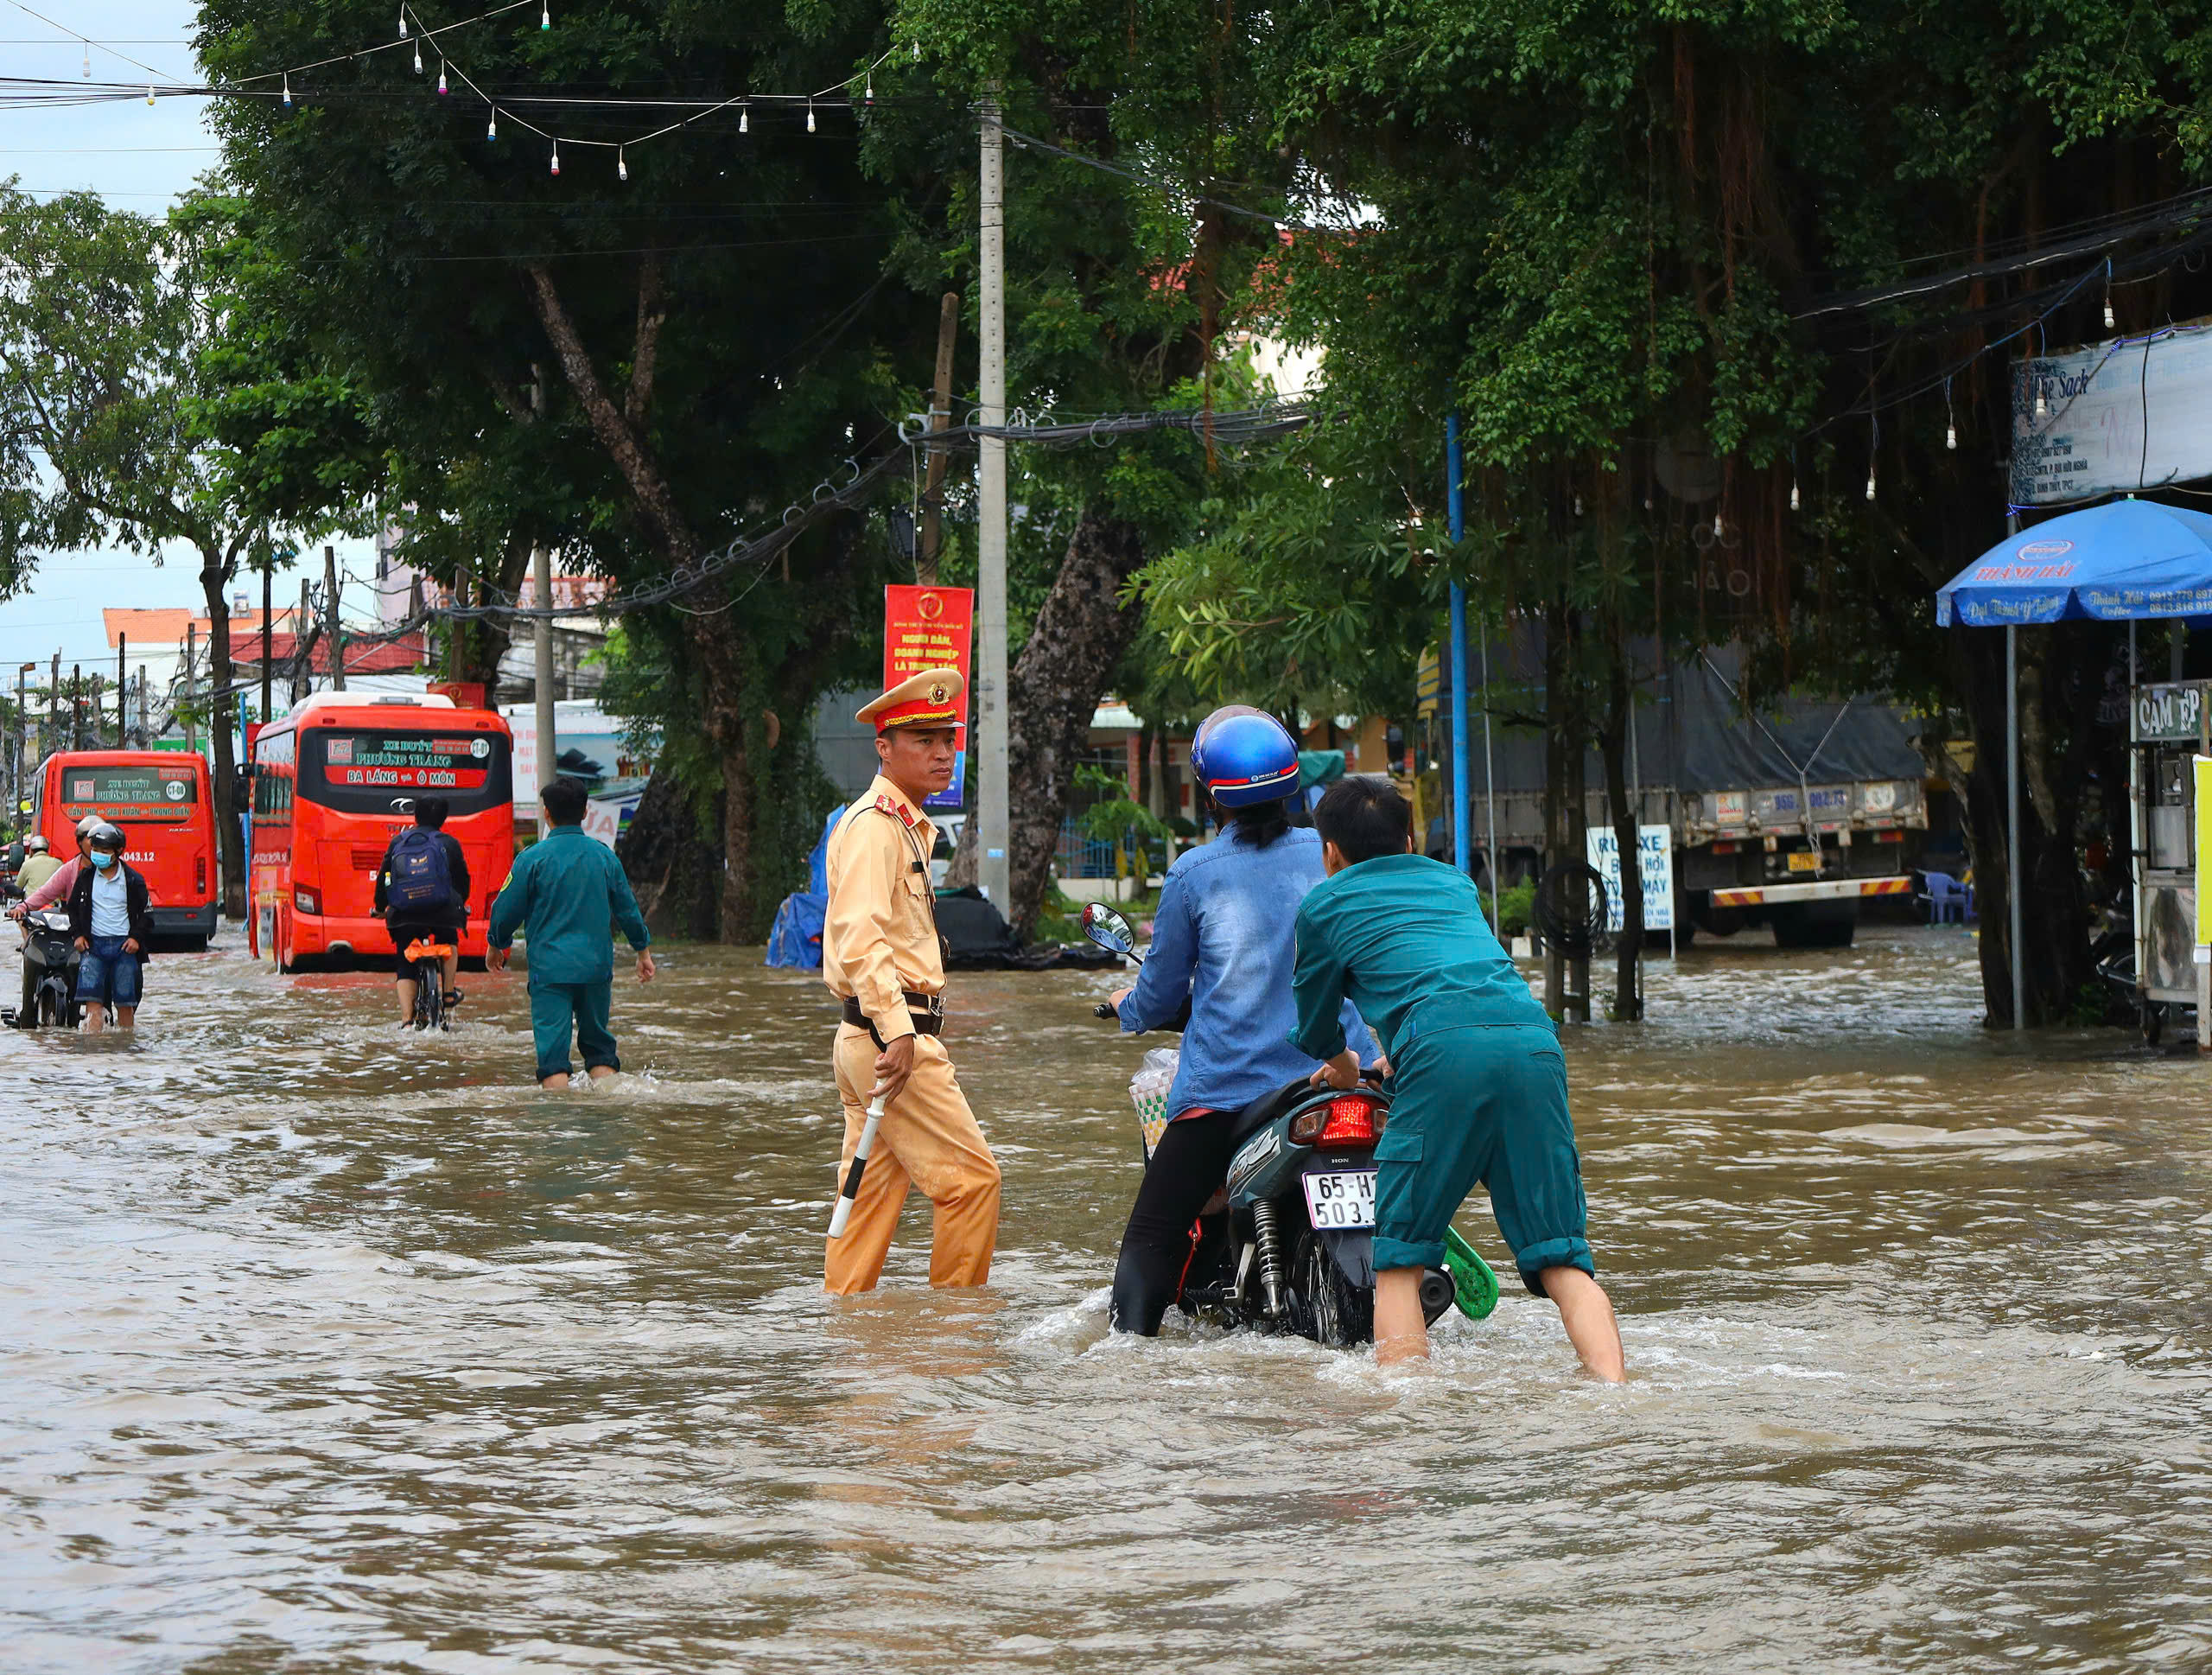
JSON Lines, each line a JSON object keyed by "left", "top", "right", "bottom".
{"left": 948, "top": 505, "right": 1149, "bottom": 939}
{"left": 451, "top": 529, "right": 533, "bottom": 693}
{"left": 1541, "top": 591, "right": 1570, "bottom": 1016}
{"left": 1955, "top": 624, "right": 2094, "bottom": 1026}
{"left": 198, "top": 551, "right": 245, "bottom": 919}
{"left": 617, "top": 768, "right": 721, "bottom": 939}
{"left": 1599, "top": 611, "right": 1645, "bottom": 1021}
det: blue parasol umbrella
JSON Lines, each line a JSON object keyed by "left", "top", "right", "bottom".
{"left": 1937, "top": 499, "right": 2212, "bottom": 626}
{"left": 1935, "top": 498, "right": 2212, "bottom": 1029}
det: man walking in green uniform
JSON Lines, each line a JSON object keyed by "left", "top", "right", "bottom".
{"left": 1290, "top": 777, "right": 1624, "bottom": 1379}
{"left": 487, "top": 777, "right": 656, "bottom": 1088}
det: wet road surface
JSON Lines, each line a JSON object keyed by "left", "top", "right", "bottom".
{"left": 1, "top": 927, "right": 2207, "bottom": 1672}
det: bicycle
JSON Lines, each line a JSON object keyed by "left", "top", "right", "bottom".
{"left": 402, "top": 934, "right": 458, "bottom": 1031}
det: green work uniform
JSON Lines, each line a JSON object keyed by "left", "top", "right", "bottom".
{"left": 487, "top": 825, "right": 652, "bottom": 1081}
{"left": 1289, "top": 852, "right": 1595, "bottom": 1290}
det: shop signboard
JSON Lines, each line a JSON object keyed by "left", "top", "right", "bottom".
{"left": 1584, "top": 823, "right": 1676, "bottom": 932}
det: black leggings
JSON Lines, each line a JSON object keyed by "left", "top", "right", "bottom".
{"left": 1109, "top": 1108, "right": 1244, "bottom": 1335}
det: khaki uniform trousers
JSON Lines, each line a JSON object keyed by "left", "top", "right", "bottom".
{"left": 825, "top": 1023, "right": 1001, "bottom": 1293}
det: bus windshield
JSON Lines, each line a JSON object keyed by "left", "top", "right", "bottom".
{"left": 60, "top": 765, "right": 200, "bottom": 818}
{"left": 299, "top": 728, "right": 512, "bottom": 816}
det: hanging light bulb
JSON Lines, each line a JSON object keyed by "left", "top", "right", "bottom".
{"left": 413, "top": 41, "right": 423, "bottom": 73}
{"left": 82, "top": 40, "right": 90, "bottom": 76}
{"left": 436, "top": 61, "right": 448, "bottom": 95}
{"left": 912, "top": 39, "right": 921, "bottom": 60}
{"left": 2033, "top": 381, "right": 2049, "bottom": 421}
{"left": 541, "top": 1, "right": 550, "bottom": 29}
{"left": 2105, "top": 294, "right": 2117, "bottom": 332}
{"left": 1573, "top": 494, "right": 1584, "bottom": 516}
{"left": 550, "top": 138, "right": 560, "bottom": 176}
{"left": 145, "top": 85, "right": 155, "bottom": 106}
{"left": 617, "top": 145, "right": 627, "bottom": 182}
{"left": 486, "top": 108, "right": 498, "bottom": 140}
{"left": 1713, "top": 508, "right": 1726, "bottom": 538}
{"left": 1865, "top": 462, "right": 1877, "bottom": 502}
{"left": 1789, "top": 480, "right": 1801, "bottom": 513}
{"left": 739, "top": 102, "right": 749, "bottom": 134}
{"left": 807, "top": 99, "right": 817, "bottom": 133}
{"left": 398, "top": 6, "right": 408, "bottom": 38}
{"left": 1643, "top": 493, "right": 1654, "bottom": 511}
{"left": 1946, "top": 419, "right": 1957, "bottom": 450}
{"left": 865, "top": 73, "right": 874, "bottom": 106}
{"left": 282, "top": 73, "right": 292, "bottom": 108}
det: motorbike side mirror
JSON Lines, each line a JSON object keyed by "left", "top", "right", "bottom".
{"left": 1080, "top": 901, "right": 1135, "bottom": 956}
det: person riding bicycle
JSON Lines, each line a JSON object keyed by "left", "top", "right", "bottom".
{"left": 15, "top": 834, "right": 60, "bottom": 896}
{"left": 372, "top": 797, "right": 470, "bottom": 1026}
{"left": 67, "top": 822, "right": 151, "bottom": 1034}
{"left": 1103, "top": 706, "right": 1379, "bottom": 1334}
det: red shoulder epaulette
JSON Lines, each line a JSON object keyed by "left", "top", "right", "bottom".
{"left": 873, "top": 793, "right": 915, "bottom": 827}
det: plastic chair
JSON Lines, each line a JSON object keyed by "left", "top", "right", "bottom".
{"left": 1919, "top": 870, "right": 1974, "bottom": 925}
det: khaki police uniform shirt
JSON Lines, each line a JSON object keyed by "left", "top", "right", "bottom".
{"left": 823, "top": 774, "right": 944, "bottom": 1044}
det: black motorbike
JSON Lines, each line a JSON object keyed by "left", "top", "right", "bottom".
{"left": 7, "top": 908, "right": 84, "bottom": 1030}
{"left": 1083, "top": 902, "right": 1464, "bottom": 1348}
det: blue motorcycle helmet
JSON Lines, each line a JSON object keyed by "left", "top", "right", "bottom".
{"left": 1189, "top": 706, "right": 1300, "bottom": 808}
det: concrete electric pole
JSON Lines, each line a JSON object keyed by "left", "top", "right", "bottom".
{"left": 976, "top": 92, "right": 1011, "bottom": 910}
{"left": 323, "top": 546, "right": 346, "bottom": 692}
{"left": 533, "top": 545, "right": 556, "bottom": 803}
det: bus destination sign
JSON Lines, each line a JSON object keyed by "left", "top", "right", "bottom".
{"left": 323, "top": 733, "right": 493, "bottom": 791}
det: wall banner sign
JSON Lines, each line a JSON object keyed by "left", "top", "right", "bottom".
{"left": 2012, "top": 321, "right": 2212, "bottom": 506}
{"left": 883, "top": 585, "right": 975, "bottom": 812}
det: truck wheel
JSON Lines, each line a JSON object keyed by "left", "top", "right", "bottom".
{"left": 1770, "top": 900, "right": 1859, "bottom": 949}
{"left": 1691, "top": 899, "right": 1746, "bottom": 938}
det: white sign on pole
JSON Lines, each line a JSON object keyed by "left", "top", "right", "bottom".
{"left": 1584, "top": 824, "right": 1676, "bottom": 932}
{"left": 2012, "top": 322, "right": 2212, "bottom": 506}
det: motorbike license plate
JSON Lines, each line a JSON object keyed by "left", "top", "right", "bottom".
{"left": 1302, "top": 1169, "right": 1377, "bottom": 1231}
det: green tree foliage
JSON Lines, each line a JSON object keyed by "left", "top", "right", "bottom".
{"left": 197, "top": 0, "right": 949, "bottom": 937}
{"left": 0, "top": 186, "right": 361, "bottom": 913}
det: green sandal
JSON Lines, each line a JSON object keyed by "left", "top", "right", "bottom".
{"left": 1443, "top": 1226, "right": 1500, "bottom": 1322}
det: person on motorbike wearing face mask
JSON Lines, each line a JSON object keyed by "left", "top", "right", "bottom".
{"left": 67, "top": 823, "right": 152, "bottom": 1033}
{"left": 1103, "top": 707, "right": 1380, "bottom": 1334}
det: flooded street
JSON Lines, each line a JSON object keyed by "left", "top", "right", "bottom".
{"left": 3, "top": 926, "right": 2207, "bottom": 1673}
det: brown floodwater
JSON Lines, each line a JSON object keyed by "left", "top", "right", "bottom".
{"left": 1, "top": 926, "right": 2207, "bottom": 1672}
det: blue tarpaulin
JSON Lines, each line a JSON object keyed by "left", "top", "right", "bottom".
{"left": 1936, "top": 500, "right": 2212, "bottom": 627}
{"left": 764, "top": 807, "right": 844, "bottom": 969}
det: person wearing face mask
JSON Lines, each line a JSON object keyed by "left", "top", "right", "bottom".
{"left": 66, "top": 824, "right": 153, "bottom": 1033}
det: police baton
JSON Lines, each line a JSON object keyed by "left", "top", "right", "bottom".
{"left": 826, "top": 1093, "right": 887, "bottom": 1240}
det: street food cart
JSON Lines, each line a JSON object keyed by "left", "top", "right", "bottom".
{"left": 2129, "top": 679, "right": 2211, "bottom": 1043}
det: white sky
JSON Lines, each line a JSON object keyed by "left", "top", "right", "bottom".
{"left": 0, "top": 0, "right": 379, "bottom": 675}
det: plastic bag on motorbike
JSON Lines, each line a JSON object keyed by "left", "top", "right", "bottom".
{"left": 1128, "top": 1047, "right": 1179, "bottom": 1159}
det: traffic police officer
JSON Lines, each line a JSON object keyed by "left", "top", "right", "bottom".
{"left": 821, "top": 666, "right": 1001, "bottom": 1292}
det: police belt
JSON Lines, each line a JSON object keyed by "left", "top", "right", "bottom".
{"left": 842, "top": 991, "right": 944, "bottom": 1049}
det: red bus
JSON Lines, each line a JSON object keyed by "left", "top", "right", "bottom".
{"left": 248, "top": 692, "right": 514, "bottom": 971}
{"left": 29, "top": 749, "right": 219, "bottom": 947}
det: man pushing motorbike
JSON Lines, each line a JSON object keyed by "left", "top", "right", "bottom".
{"left": 1291, "top": 776, "right": 1624, "bottom": 1379}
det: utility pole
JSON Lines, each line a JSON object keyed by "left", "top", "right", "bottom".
{"left": 116, "top": 634, "right": 126, "bottom": 747}
{"left": 181, "top": 634, "right": 195, "bottom": 754}
{"left": 137, "top": 666, "right": 147, "bottom": 747}
{"left": 73, "top": 666, "right": 84, "bottom": 750}
{"left": 323, "top": 546, "right": 346, "bottom": 691}
{"left": 533, "top": 545, "right": 556, "bottom": 798}
{"left": 976, "top": 92, "right": 1011, "bottom": 910}
{"left": 14, "top": 663, "right": 28, "bottom": 816}
{"left": 261, "top": 563, "right": 273, "bottom": 724}
{"left": 917, "top": 290, "right": 960, "bottom": 585}
{"left": 48, "top": 653, "right": 59, "bottom": 762}
{"left": 296, "top": 580, "right": 313, "bottom": 704}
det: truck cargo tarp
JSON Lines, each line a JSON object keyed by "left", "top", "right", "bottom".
{"left": 1671, "top": 653, "right": 1925, "bottom": 792}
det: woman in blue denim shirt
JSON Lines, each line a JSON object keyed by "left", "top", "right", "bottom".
{"left": 1105, "top": 709, "right": 1376, "bottom": 1334}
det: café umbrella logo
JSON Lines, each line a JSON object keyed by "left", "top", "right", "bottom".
{"left": 2017, "top": 539, "right": 2074, "bottom": 562}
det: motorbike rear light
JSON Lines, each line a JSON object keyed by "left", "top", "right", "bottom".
{"left": 1317, "top": 1096, "right": 1383, "bottom": 1147}
{"left": 293, "top": 885, "right": 320, "bottom": 914}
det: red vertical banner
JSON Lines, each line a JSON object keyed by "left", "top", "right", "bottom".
{"left": 883, "top": 585, "right": 975, "bottom": 811}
